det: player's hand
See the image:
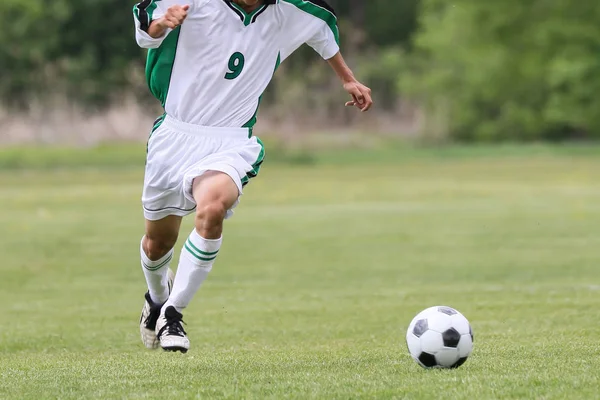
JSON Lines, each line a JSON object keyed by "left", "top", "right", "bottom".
{"left": 154, "top": 5, "right": 190, "bottom": 31}
{"left": 343, "top": 80, "right": 373, "bottom": 112}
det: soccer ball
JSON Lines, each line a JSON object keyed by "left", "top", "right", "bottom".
{"left": 405, "top": 306, "right": 474, "bottom": 369}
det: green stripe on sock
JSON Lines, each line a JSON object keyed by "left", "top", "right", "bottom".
{"left": 186, "top": 239, "right": 219, "bottom": 256}
{"left": 184, "top": 243, "right": 218, "bottom": 262}
{"left": 143, "top": 253, "right": 173, "bottom": 271}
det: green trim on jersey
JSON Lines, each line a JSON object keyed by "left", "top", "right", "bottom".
{"left": 282, "top": 0, "right": 339, "bottom": 45}
{"left": 243, "top": 52, "right": 281, "bottom": 130}
{"left": 230, "top": 2, "right": 269, "bottom": 26}
{"left": 146, "top": 0, "right": 160, "bottom": 22}
{"left": 241, "top": 138, "right": 266, "bottom": 186}
{"left": 134, "top": 0, "right": 161, "bottom": 28}
{"left": 145, "top": 27, "right": 181, "bottom": 107}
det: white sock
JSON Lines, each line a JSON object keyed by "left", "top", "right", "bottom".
{"left": 165, "top": 229, "right": 222, "bottom": 312}
{"left": 140, "top": 237, "right": 174, "bottom": 304}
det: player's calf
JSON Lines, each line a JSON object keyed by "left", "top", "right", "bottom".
{"left": 144, "top": 227, "right": 179, "bottom": 261}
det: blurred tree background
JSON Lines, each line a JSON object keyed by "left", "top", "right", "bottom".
{"left": 1, "top": 0, "right": 599, "bottom": 142}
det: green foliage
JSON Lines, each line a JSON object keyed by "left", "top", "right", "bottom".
{"left": 358, "top": 47, "right": 405, "bottom": 110}
{"left": 5, "top": 0, "right": 600, "bottom": 141}
{"left": 0, "top": 0, "right": 69, "bottom": 107}
{"left": 0, "top": 0, "right": 144, "bottom": 108}
{"left": 401, "top": 0, "right": 600, "bottom": 141}
{"left": 0, "top": 0, "right": 418, "bottom": 110}
{"left": 56, "top": 0, "right": 144, "bottom": 106}
{"left": 332, "top": 0, "right": 419, "bottom": 48}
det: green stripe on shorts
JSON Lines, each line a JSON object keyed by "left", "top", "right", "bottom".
{"left": 242, "top": 137, "right": 265, "bottom": 186}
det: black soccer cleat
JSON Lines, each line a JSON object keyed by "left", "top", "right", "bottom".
{"left": 155, "top": 306, "right": 190, "bottom": 353}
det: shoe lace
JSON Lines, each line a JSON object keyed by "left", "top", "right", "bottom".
{"left": 159, "top": 314, "right": 187, "bottom": 338}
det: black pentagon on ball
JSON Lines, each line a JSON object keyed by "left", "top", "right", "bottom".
{"left": 470, "top": 325, "right": 474, "bottom": 341}
{"left": 451, "top": 357, "right": 468, "bottom": 369}
{"left": 442, "top": 328, "right": 461, "bottom": 348}
{"left": 413, "top": 319, "right": 428, "bottom": 338}
{"left": 437, "top": 306, "right": 458, "bottom": 316}
{"left": 418, "top": 352, "right": 437, "bottom": 368}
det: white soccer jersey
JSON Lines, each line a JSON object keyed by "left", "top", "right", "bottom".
{"left": 133, "top": 0, "right": 340, "bottom": 128}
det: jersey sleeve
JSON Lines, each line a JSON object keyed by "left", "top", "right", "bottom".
{"left": 133, "top": 0, "right": 194, "bottom": 48}
{"left": 279, "top": 1, "right": 340, "bottom": 62}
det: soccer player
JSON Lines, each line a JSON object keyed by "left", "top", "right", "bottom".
{"left": 133, "top": 0, "right": 373, "bottom": 353}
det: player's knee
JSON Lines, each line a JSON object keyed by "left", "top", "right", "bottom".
{"left": 196, "top": 201, "right": 227, "bottom": 230}
{"left": 145, "top": 234, "right": 177, "bottom": 261}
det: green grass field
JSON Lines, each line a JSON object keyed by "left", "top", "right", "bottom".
{"left": 1, "top": 145, "right": 599, "bottom": 399}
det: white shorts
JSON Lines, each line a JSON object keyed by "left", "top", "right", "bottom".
{"left": 142, "top": 114, "right": 265, "bottom": 221}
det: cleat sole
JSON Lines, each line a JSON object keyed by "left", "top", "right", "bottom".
{"left": 163, "top": 347, "right": 188, "bottom": 353}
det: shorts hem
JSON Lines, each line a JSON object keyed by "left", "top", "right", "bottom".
{"left": 143, "top": 206, "right": 197, "bottom": 221}
{"left": 182, "top": 164, "right": 243, "bottom": 204}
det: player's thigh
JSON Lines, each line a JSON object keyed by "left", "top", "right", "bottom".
{"left": 145, "top": 215, "right": 183, "bottom": 249}
{"left": 192, "top": 171, "right": 239, "bottom": 212}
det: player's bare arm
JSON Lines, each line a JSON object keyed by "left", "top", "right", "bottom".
{"left": 327, "top": 52, "right": 373, "bottom": 112}
{"left": 148, "top": 4, "right": 190, "bottom": 38}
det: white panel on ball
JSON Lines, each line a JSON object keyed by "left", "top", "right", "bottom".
{"left": 419, "top": 330, "right": 443, "bottom": 354}
{"left": 435, "top": 348, "right": 460, "bottom": 367}
{"left": 406, "top": 333, "right": 422, "bottom": 358}
{"left": 427, "top": 313, "right": 453, "bottom": 333}
{"left": 450, "top": 314, "right": 471, "bottom": 335}
{"left": 457, "top": 334, "right": 473, "bottom": 358}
